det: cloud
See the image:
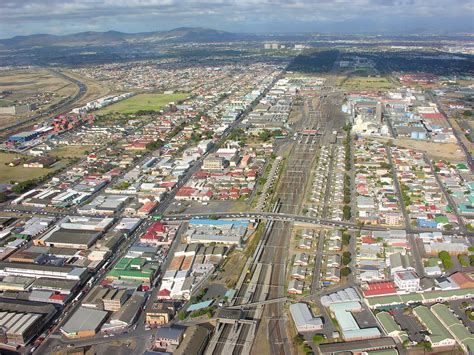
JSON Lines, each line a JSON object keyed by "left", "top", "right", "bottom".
{"left": 0, "top": 0, "right": 472, "bottom": 37}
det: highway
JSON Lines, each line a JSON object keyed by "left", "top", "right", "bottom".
{"left": 0, "top": 69, "right": 87, "bottom": 136}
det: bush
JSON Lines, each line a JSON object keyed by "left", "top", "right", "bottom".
{"left": 294, "top": 334, "right": 304, "bottom": 345}
{"left": 312, "top": 334, "right": 325, "bottom": 344}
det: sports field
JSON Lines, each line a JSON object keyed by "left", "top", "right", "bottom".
{"left": 97, "top": 93, "right": 188, "bottom": 114}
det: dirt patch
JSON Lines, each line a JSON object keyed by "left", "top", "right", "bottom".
{"left": 374, "top": 137, "right": 465, "bottom": 161}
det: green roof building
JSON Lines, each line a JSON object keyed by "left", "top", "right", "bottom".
{"left": 431, "top": 303, "right": 474, "bottom": 354}
{"left": 106, "top": 257, "right": 158, "bottom": 284}
{"left": 366, "top": 288, "right": 474, "bottom": 309}
{"left": 413, "top": 306, "right": 455, "bottom": 348}
{"left": 376, "top": 312, "right": 409, "bottom": 344}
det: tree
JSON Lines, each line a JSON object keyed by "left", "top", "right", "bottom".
{"left": 341, "top": 267, "right": 351, "bottom": 277}
{"left": 438, "top": 251, "right": 454, "bottom": 269}
{"left": 342, "top": 233, "right": 351, "bottom": 246}
{"left": 343, "top": 205, "right": 351, "bottom": 220}
{"left": 11, "top": 180, "right": 37, "bottom": 194}
{"left": 342, "top": 252, "right": 352, "bottom": 266}
{"left": 444, "top": 224, "right": 453, "bottom": 231}
{"left": 177, "top": 310, "right": 187, "bottom": 320}
{"left": 258, "top": 130, "right": 272, "bottom": 142}
{"left": 0, "top": 193, "right": 6, "bottom": 203}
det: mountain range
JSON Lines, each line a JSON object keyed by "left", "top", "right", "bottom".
{"left": 0, "top": 27, "right": 246, "bottom": 48}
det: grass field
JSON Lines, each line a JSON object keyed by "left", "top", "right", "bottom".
{"left": 0, "top": 99, "right": 13, "bottom": 107}
{"left": 0, "top": 152, "right": 60, "bottom": 184}
{"left": 341, "top": 76, "right": 397, "bottom": 92}
{"left": 96, "top": 93, "right": 189, "bottom": 114}
{"left": 49, "top": 145, "right": 95, "bottom": 158}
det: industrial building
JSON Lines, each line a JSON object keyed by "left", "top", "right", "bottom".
{"left": 0, "top": 262, "right": 87, "bottom": 281}
{"left": 174, "top": 325, "right": 211, "bottom": 355}
{"left": 9, "top": 131, "right": 39, "bottom": 143}
{"left": 184, "top": 219, "right": 249, "bottom": 245}
{"left": 106, "top": 258, "right": 158, "bottom": 285}
{"left": 108, "top": 292, "right": 146, "bottom": 328}
{"left": 60, "top": 306, "right": 108, "bottom": 338}
{"left": 37, "top": 216, "right": 114, "bottom": 249}
{"left": 289, "top": 303, "right": 323, "bottom": 333}
{"left": 0, "top": 298, "right": 56, "bottom": 346}
{"left": 328, "top": 301, "right": 381, "bottom": 341}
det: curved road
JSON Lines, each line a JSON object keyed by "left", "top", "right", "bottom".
{"left": 0, "top": 69, "right": 87, "bottom": 135}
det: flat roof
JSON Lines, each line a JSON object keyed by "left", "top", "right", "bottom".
{"left": 156, "top": 326, "right": 186, "bottom": 341}
{"left": 189, "top": 219, "right": 249, "bottom": 226}
{"left": 187, "top": 300, "right": 213, "bottom": 312}
{"left": 45, "top": 229, "right": 99, "bottom": 247}
{"left": 61, "top": 306, "right": 108, "bottom": 334}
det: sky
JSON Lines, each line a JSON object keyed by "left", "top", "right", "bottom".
{"left": 0, "top": 0, "right": 473, "bottom": 38}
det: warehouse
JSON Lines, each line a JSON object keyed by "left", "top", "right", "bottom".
{"left": 0, "top": 276, "right": 35, "bottom": 292}
{"left": 106, "top": 258, "right": 158, "bottom": 285}
{"left": 40, "top": 227, "right": 101, "bottom": 250}
{"left": 9, "top": 131, "right": 39, "bottom": 143}
{"left": 0, "top": 262, "right": 87, "bottom": 281}
{"left": 61, "top": 306, "right": 108, "bottom": 338}
{"left": 329, "top": 301, "right": 380, "bottom": 341}
{"left": 108, "top": 292, "right": 146, "bottom": 328}
{"left": 0, "top": 298, "right": 56, "bottom": 346}
{"left": 289, "top": 303, "right": 323, "bottom": 333}
{"left": 30, "top": 278, "right": 79, "bottom": 295}
{"left": 185, "top": 219, "right": 249, "bottom": 245}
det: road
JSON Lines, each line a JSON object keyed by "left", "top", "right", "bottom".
{"left": 426, "top": 155, "right": 467, "bottom": 233}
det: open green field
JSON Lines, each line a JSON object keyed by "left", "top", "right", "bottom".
{"left": 341, "top": 76, "right": 397, "bottom": 92}
{"left": 96, "top": 93, "right": 189, "bottom": 114}
{"left": 0, "top": 99, "right": 13, "bottom": 107}
{"left": 0, "top": 152, "right": 60, "bottom": 184}
{"left": 49, "top": 145, "right": 95, "bottom": 158}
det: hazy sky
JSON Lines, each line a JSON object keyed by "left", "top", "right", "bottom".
{"left": 1, "top": 0, "right": 473, "bottom": 38}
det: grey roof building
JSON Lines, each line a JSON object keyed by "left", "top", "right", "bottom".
{"left": 289, "top": 303, "right": 323, "bottom": 333}
{"left": 60, "top": 306, "right": 108, "bottom": 338}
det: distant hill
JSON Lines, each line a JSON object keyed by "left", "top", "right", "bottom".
{"left": 0, "top": 27, "right": 246, "bottom": 48}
